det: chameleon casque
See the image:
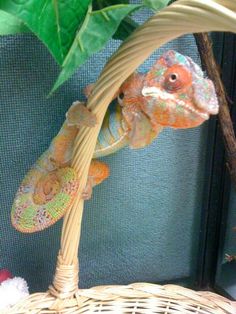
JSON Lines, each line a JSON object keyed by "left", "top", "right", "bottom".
{"left": 11, "top": 50, "right": 219, "bottom": 233}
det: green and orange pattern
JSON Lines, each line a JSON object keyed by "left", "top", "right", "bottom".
{"left": 11, "top": 50, "right": 219, "bottom": 233}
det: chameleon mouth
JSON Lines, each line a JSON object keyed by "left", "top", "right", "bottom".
{"left": 142, "top": 86, "right": 209, "bottom": 120}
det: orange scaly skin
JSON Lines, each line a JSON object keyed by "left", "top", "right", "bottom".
{"left": 11, "top": 50, "right": 219, "bottom": 233}
{"left": 117, "top": 50, "right": 218, "bottom": 149}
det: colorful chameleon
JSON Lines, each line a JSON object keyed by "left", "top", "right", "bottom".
{"left": 11, "top": 50, "right": 219, "bottom": 233}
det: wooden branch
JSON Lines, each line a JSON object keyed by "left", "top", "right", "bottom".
{"left": 194, "top": 33, "right": 236, "bottom": 186}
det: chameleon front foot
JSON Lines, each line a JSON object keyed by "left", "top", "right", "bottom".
{"left": 66, "top": 101, "right": 97, "bottom": 128}
{"left": 81, "top": 160, "right": 110, "bottom": 201}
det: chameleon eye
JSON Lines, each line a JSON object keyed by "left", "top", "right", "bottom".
{"left": 169, "top": 73, "right": 178, "bottom": 82}
{"left": 164, "top": 65, "right": 192, "bottom": 93}
{"left": 164, "top": 73, "right": 182, "bottom": 92}
{"left": 118, "top": 92, "right": 125, "bottom": 105}
{"left": 119, "top": 92, "right": 124, "bottom": 99}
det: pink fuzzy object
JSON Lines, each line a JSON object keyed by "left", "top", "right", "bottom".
{"left": 0, "top": 269, "right": 13, "bottom": 283}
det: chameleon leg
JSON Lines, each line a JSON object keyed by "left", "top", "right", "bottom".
{"left": 121, "top": 104, "right": 162, "bottom": 149}
{"left": 66, "top": 101, "right": 97, "bottom": 128}
{"left": 82, "top": 160, "right": 110, "bottom": 200}
{"left": 117, "top": 73, "right": 163, "bottom": 149}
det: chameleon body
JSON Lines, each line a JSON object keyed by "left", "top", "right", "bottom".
{"left": 11, "top": 50, "right": 219, "bottom": 233}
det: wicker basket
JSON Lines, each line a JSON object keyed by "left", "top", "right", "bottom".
{"left": 5, "top": 0, "right": 236, "bottom": 313}
{"left": 5, "top": 283, "right": 236, "bottom": 313}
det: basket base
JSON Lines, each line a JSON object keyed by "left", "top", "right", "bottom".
{"left": 3, "top": 283, "right": 235, "bottom": 314}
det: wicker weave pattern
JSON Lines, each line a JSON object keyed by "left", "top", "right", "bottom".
{"left": 5, "top": 0, "right": 236, "bottom": 313}
{"left": 5, "top": 283, "right": 236, "bottom": 313}
{"left": 75, "top": 284, "right": 236, "bottom": 314}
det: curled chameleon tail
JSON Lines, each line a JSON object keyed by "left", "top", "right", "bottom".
{"left": 11, "top": 50, "right": 219, "bottom": 233}
{"left": 12, "top": 164, "right": 80, "bottom": 232}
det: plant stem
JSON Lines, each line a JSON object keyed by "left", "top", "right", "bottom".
{"left": 194, "top": 33, "right": 236, "bottom": 187}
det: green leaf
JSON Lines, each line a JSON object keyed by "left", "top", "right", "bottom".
{"left": 0, "top": 10, "right": 29, "bottom": 35}
{"left": 108, "top": 0, "right": 173, "bottom": 41}
{"left": 93, "top": 0, "right": 129, "bottom": 11}
{"left": 143, "top": 0, "right": 171, "bottom": 11}
{"left": 93, "top": 0, "right": 139, "bottom": 41}
{"left": 113, "top": 16, "right": 138, "bottom": 40}
{"left": 51, "top": 4, "right": 141, "bottom": 93}
{"left": 0, "top": 0, "right": 91, "bottom": 64}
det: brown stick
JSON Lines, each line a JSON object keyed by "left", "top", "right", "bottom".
{"left": 194, "top": 33, "right": 236, "bottom": 186}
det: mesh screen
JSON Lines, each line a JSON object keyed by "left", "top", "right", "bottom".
{"left": 0, "top": 11, "right": 214, "bottom": 292}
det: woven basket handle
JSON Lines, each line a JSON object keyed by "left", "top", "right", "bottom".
{"left": 48, "top": 0, "right": 236, "bottom": 298}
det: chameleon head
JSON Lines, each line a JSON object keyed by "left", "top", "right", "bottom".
{"left": 141, "top": 50, "right": 219, "bottom": 129}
